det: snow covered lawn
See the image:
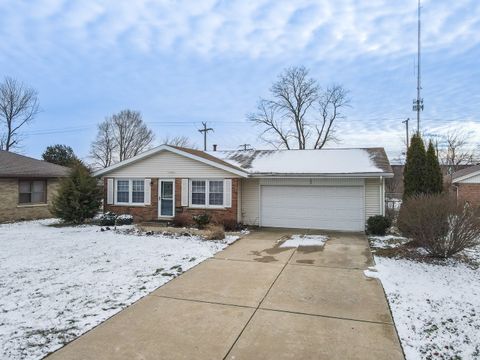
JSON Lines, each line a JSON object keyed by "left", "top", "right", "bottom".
{"left": 367, "top": 236, "right": 480, "bottom": 360}
{"left": 0, "top": 219, "right": 239, "bottom": 360}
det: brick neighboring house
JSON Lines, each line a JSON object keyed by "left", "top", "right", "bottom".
{"left": 0, "top": 151, "right": 70, "bottom": 222}
{"left": 386, "top": 164, "right": 472, "bottom": 199}
{"left": 94, "top": 144, "right": 393, "bottom": 231}
{"left": 452, "top": 165, "right": 480, "bottom": 208}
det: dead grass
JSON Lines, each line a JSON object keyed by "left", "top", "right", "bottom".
{"left": 203, "top": 224, "right": 225, "bottom": 240}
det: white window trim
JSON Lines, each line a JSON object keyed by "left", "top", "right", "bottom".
{"left": 189, "top": 179, "right": 225, "bottom": 209}
{"left": 114, "top": 178, "right": 146, "bottom": 206}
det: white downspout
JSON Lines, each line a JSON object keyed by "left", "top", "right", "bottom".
{"left": 380, "top": 176, "right": 384, "bottom": 216}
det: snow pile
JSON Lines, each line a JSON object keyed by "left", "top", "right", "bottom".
{"left": 368, "top": 235, "right": 409, "bottom": 249}
{"left": 0, "top": 219, "right": 238, "bottom": 360}
{"left": 280, "top": 234, "right": 328, "bottom": 248}
{"left": 366, "top": 258, "right": 480, "bottom": 359}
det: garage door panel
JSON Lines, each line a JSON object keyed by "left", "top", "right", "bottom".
{"left": 260, "top": 186, "right": 364, "bottom": 231}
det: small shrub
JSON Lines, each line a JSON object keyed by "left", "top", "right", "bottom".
{"left": 398, "top": 193, "right": 480, "bottom": 258}
{"left": 172, "top": 212, "right": 193, "bottom": 227}
{"left": 221, "top": 218, "right": 241, "bottom": 231}
{"left": 98, "top": 212, "right": 116, "bottom": 226}
{"left": 204, "top": 224, "right": 225, "bottom": 240}
{"left": 116, "top": 214, "right": 134, "bottom": 225}
{"left": 367, "top": 215, "right": 392, "bottom": 235}
{"left": 193, "top": 213, "right": 211, "bottom": 229}
{"left": 96, "top": 212, "right": 133, "bottom": 226}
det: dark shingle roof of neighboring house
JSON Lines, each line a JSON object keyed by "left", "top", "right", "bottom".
{"left": 452, "top": 164, "right": 480, "bottom": 182}
{"left": 0, "top": 151, "right": 70, "bottom": 178}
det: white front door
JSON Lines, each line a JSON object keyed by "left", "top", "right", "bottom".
{"left": 158, "top": 180, "right": 175, "bottom": 218}
{"left": 260, "top": 185, "right": 365, "bottom": 231}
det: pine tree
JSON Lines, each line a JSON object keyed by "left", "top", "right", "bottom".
{"left": 424, "top": 140, "right": 443, "bottom": 194}
{"left": 403, "top": 133, "right": 427, "bottom": 199}
{"left": 42, "top": 144, "right": 79, "bottom": 167}
{"left": 51, "top": 164, "right": 102, "bottom": 223}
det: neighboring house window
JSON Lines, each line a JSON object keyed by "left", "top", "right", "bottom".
{"left": 18, "top": 180, "right": 47, "bottom": 204}
{"left": 190, "top": 179, "right": 224, "bottom": 207}
{"left": 115, "top": 179, "right": 145, "bottom": 204}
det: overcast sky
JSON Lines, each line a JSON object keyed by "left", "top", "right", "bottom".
{"left": 1, "top": 0, "right": 479, "bottom": 161}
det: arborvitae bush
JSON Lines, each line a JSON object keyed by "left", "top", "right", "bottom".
{"left": 51, "top": 164, "right": 102, "bottom": 224}
{"left": 424, "top": 141, "right": 443, "bottom": 194}
{"left": 403, "top": 133, "right": 427, "bottom": 199}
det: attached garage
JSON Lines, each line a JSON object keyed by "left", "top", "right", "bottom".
{"left": 260, "top": 185, "right": 365, "bottom": 231}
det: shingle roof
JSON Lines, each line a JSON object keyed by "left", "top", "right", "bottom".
{"left": 452, "top": 164, "right": 480, "bottom": 182}
{"left": 0, "top": 151, "right": 70, "bottom": 178}
{"left": 207, "top": 147, "right": 393, "bottom": 176}
{"left": 93, "top": 144, "right": 393, "bottom": 178}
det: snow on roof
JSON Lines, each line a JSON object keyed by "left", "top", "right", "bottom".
{"left": 207, "top": 148, "right": 392, "bottom": 176}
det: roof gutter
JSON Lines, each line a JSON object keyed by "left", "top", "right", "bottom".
{"left": 249, "top": 172, "right": 394, "bottom": 178}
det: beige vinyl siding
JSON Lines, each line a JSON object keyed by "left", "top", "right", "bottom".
{"left": 458, "top": 173, "right": 480, "bottom": 184}
{"left": 241, "top": 178, "right": 260, "bottom": 225}
{"left": 108, "top": 151, "right": 239, "bottom": 178}
{"left": 365, "top": 178, "right": 382, "bottom": 220}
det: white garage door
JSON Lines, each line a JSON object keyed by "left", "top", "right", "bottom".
{"left": 260, "top": 186, "right": 364, "bottom": 231}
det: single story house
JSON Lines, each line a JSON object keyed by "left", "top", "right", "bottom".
{"left": 0, "top": 151, "right": 70, "bottom": 222}
{"left": 451, "top": 165, "right": 480, "bottom": 208}
{"left": 94, "top": 145, "right": 392, "bottom": 231}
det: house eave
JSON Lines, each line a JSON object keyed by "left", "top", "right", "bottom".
{"left": 248, "top": 172, "right": 394, "bottom": 178}
{"left": 452, "top": 170, "right": 480, "bottom": 184}
{"left": 93, "top": 145, "right": 249, "bottom": 178}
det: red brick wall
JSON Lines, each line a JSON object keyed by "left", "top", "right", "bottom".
{"left": 457, "top": 183, "right": 480, "bottom": 208}
{"left": 104, "top": 177, "right": 238, "bottom": 224}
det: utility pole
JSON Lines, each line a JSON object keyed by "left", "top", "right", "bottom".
{"left": 402, "top": 118, "right": 410, "bottom": 149}
{"left": 198, "top": 122, "right": 214, "bottom": 151}
{"left": 239, "top": 144, "right": 252, "bottom": 151}
{"left": 412, "top": 0, "right": 423, "bottom": 133}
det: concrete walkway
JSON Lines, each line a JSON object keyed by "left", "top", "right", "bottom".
{"left": 47, "top": 229, "right": 404, "bottom": 360}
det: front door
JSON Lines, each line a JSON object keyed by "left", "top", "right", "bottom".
{"left": 159, "top": 180, "right": 175, "bottom": 218}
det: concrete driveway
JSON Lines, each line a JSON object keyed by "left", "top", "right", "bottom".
{"left": 47, "top": 229, "right": 404, "bottom": 360}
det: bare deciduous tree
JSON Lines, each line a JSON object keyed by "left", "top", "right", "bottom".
{"left": 314, "top": 85, "right": 348, "bottom": 149}
{"left": 248, "top": 66, "right": 350, "bottom": 149}
{"left": 90, "top": 120, "right": 116, "bottom": 168}
{"left": 162, "top": 135, "right": 197, "bottom": 149}
{"left": 0, "top": 77, "right": 40, "bottom": 151}
{"left": 439, "top": 130, "right": 476, "bottom": 174}
{"left": 248, "top": 99, "right": 292, "bottom": 149}
{"left": 111, "top": 110, "right": 154, "bottom": 161}
{"left": 89, "top": 110, "right": 154, "bottom": 168}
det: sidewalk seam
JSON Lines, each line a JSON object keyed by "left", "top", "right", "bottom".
{"left": 222, "top": 245, "right": 297, "bottom": 360}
